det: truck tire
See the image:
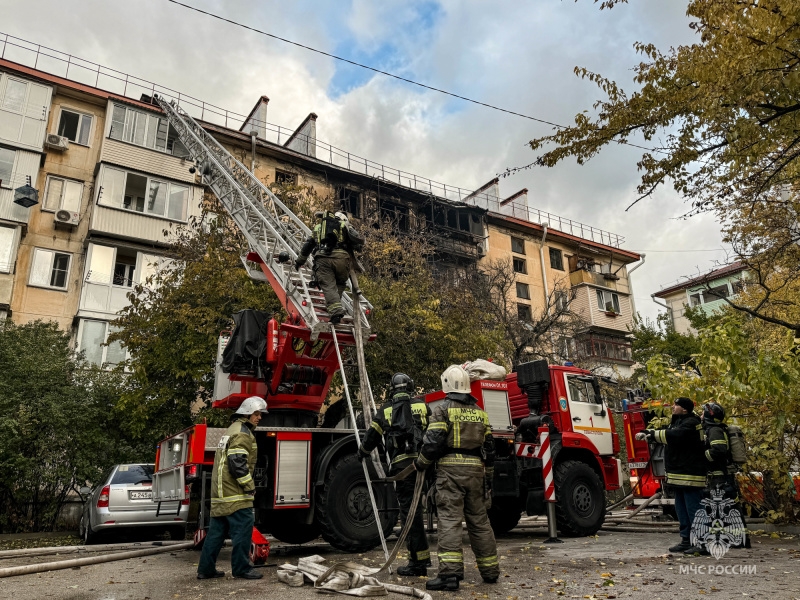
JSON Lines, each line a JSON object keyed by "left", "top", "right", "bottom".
{"left": 488, "top": 497, "right": 522, "bottom": 534}
{"left": 269, "top": 518, "right": 321, "bottom": 545}
{"left": 554, "top": 460, "right": 605, "bottom": 537}
{"left": 316, "top": 453, "right": 396, "bottom": 552}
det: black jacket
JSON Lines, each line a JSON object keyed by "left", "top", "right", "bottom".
{"left": 651, "top": 412, "right": 706, "bottom": 487}
{"left": 358, "top": 393, "right": 431, "bottom": 466}
{"left": 704, "top": 422, "right": 730, "bottom": 478}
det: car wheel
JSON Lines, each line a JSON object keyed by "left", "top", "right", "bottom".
{"left": 81, "top": 515, "right": 98, "bottom": 544}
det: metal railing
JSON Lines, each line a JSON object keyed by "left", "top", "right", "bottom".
{"left": 0, "top": 31, "right": 625, "bottom": 248}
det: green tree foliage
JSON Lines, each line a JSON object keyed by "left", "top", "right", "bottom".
{"left": 629, "top": 310, "right": 706, "bottom": 376}
{"left": 644, "top": 316, "right": 800, "bottom": 522}
{"left": 0, "top": 320, "right": 140, "bottom": 533}
{"left": 358, "top": 219, "right": 506, "bottom": 395}
{"left": 530, "top": 0, "right": 800, "bottom": 334}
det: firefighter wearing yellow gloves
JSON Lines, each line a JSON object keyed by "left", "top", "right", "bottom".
{"left": 414, "top": 365, "right": 499, "bottom": 591}
{"left": 197, "top": 396, "right": 267, "bottom": 581}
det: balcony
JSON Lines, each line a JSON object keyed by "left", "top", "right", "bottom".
{"left": 569, "top": 268, "right": 619, "bottom": 291}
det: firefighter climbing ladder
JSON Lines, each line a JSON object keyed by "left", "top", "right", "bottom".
{"left": 153, "top": 96, "right": 371, "bottom": 338}
{"left": 153, "top": 96, "right": 390, "bottom": 561}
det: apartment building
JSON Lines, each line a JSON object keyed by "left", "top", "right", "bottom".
{"left": 652, "top": 261, "right": 748, "bottom": 335}
{"left": 476, "top": 179, "right": 643, "bottom": 377}
{"left": 0, "top": 48, "right": 642, "bottom": 377}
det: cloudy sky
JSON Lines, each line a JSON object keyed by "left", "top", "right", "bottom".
{"left": 1, "top": 0, "right": 729, "bottom": 322}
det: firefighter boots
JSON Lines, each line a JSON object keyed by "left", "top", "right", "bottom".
{"left": 669, "top": 539, "right": 691, "bottom": 553}
{"left": 426, "top": 576, "right": 459, "bottom": 591}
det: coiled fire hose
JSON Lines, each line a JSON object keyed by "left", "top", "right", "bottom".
{"left": 278, "top": 465, "right": 430, "bottom": 598}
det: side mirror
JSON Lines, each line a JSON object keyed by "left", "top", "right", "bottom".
{"left": 79, "top": 486, "right": 92, "bottom": 496}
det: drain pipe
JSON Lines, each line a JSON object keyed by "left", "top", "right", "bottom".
{"left": 538, "top": 223, "right": 556, "bottom": 352}
{"left": 651, "top": 294, "right": 672, "bottom": 326}
{"left": 625, "top": 253, "right": 646, "bottom": 317}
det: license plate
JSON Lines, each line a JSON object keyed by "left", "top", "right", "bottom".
{"left": 130, "top": 491, "right": 153, "bottom": 499}
{"left": 628, "top": 462, "right": 648, "bottom": 470}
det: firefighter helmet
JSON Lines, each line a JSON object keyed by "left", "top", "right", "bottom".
{"left": 703, "top": 402, "right": 725, "bottom": 423}
{"left": 334, "top": 211, "right": 349, "bottom": 224}
{"left": 235, "top": 396, "right": 268, "bottom": 415}
{"left": 441, "top": 364, "right": 470, "bottom": 394}
{"left": 390, "top": 372, "right": 414, "bottom": 395}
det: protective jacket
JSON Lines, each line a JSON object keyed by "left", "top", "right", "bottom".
{"left": 703, "top": 422, "right": 730, "bottom": 480}
{"left": 358, "top": 393, "right": 431, "bottom": 465}
{"left": 210, "top": 418, "right": 258, "bottom": 517}
{"left": 416, "top": 392, "right": 495, "bottom": 475}
{"left": 651, "top": 412, "right": 706, "bottom": 487}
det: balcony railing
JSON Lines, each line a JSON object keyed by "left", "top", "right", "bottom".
{"left": 0, "top": 31, "right": 625, "bottom": 249}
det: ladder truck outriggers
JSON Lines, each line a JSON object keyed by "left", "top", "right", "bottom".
{"left": 149, "top": 96, "right": 621, "bottom": 554}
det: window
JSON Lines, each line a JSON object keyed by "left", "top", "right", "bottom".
{"left": 688, "top": 291, "right": 702, "bottom": 307}
{"left": 275, "top": 169, "right": 297, "bottom": 185}
{"left": 99, "top": 166, "right": 189, "bottom": 221}
{"left": 555, "top": 290, "right": 569, "bottom": 311}
{"left": 78, "top": 319, "right": 126, "bottom": 367}
{"left": 558, "top": 337, "right": 576, "bottom": 360}
{"left": 338, "top": 187, "right": 361, "bottom": 218}
{"left": 0, "top": 225, "right": 17, "bottom": 272}
{"left": 549, "top": 247, "right": 564, "bottom": 271}
{"left": 567, "top": 375, "right": 598, "bottom": 404}
{"left": 513, "top": 257, "right": 527, "bottom": 274}
{"left": 731, "top": 278, "right": 746, "bottom": 295}
{"left": 596, "top": 289, "right": 621, "bottom": 314}
{"left": 43, "top": 176, "right": 83, "bottom": 212}
{"left": 0, "top": 147, "right": 14, "bottom": 188}
{"left": 29, "top": 248, "right": 71, "bottom": 290}
{"left": 57, "top": 109, "right": 92, "bottom": 145}
{"left": 108, "top": 103, "right": 186, "bottom": 156}
{"left": 517, "top": 303, "right": 532, "bottom": 321}
{"left": 2, "top": 79, "right": 27, "bottom": 112}
{"left": 516, "top": 282, "right": 530, "bottom": 299}
{"left": 113, "top": 251, "right": 137, "bottom": 287}
{"left": 511, "top": 237, "right": 525, "bottom": 254}
{"left": 576, "top": 334, "right": 632, "bottom": 363}
{"left": 704, "top": 284, "right": 730, "bottom": 301}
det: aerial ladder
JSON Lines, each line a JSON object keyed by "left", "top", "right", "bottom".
{"left": 153, "top": 96, "right": 390, "bottom": 559}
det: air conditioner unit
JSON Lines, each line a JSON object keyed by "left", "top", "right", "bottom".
{"left": 44, "top": 134, "right": 70, "bottom": 151}
{"left": 55, "top": 209, "right": 79, "bottom": 227}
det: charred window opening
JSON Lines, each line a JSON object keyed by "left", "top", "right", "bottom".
{"left": 338, "top": 187, "right": 362, "bottom": 219}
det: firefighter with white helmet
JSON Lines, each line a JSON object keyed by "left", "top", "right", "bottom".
{"left": 294, "top": 210, "right": 364, "bottom": 324}
{"left": 414, "top": 365, "right": 499, "bottom": 591}
{"left": 197, "top": 396, "right": 267, "bottom": 580}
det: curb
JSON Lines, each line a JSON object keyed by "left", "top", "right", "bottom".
{"left": 747, "top": 524, "right": 800, "bottom": 535}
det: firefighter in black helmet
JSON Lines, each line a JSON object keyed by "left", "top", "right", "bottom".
{"left": 295, "top": 211, "right": 363, "bottom": 325}
{"left": 358, "top": 373, "right": 432, "bottom": 576}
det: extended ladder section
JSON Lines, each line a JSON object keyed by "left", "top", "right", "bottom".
{"left": 153, "top": 96, "right": 371, "bottom": 336}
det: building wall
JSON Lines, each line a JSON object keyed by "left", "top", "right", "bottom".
{"left": 659, "top": 271, "right": 747, "bottom": 335}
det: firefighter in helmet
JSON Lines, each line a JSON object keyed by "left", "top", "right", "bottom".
{"left": 413, "top": 365, "right": 499, "bottom": 591}
{"left": 358, "top": 373, "right": 432, "bottom": 575}
{"left": 295, "top": 211, "right": 363, "bottom": 324}
{"left": 197, "top": 396, "right": 267, "bottom": 580}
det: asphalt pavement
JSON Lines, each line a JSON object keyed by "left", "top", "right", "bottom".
{"left": 0, "top": 529, "right": 797, "bottom": 600}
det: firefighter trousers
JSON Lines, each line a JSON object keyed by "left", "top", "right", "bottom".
{"left": 393, "top": 460, "right": 430, "bottom": 564}
{"left": 197, "top": 507, "right": 254, "bottom": 577}
{"left": 434, "top": 463, "right": 499, "bottom": 580}
{"left": 314, "top": 252, "right": 350, "bottom": 317}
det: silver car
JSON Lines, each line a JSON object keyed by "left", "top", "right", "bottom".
{"left": 79, "top": 463, "right": 189, "bottom": 543}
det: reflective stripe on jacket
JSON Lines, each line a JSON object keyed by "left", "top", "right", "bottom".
{"left": 704, "top": 423, "right": 730, "bottom": 478}
{"left": 210, "top": 418, "right": 258, "bottom": 517}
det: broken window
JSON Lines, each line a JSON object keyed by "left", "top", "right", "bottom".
{"left": 275, "top": 170, "right": 297, "bottom": 185}
{"left": 338, "top": 187, "right": 362, "bottom": 218}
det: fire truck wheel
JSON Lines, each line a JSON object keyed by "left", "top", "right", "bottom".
{"left": 554, "top": 460, "right": 606, "bottom": 537}
{"left": 316, "top": 453, "right": 396, "bottom": 553}
{"left": 488, "top": 497, "right": 522, "bottom": 534}
{"left": 269, "top": 519, "right": 321, "bottom": 545}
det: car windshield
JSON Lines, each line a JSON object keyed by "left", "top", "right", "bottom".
{"left": 111, "top": 465, "right": 155, "bottom": 485}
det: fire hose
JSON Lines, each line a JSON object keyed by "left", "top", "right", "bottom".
{"left": 278, "top": 466, "right": 431, "bottom": 599}
{"left": 0, "top": 541, "right": 195, "bottom": 578}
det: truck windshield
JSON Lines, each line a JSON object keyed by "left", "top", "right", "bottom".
{"left": 566, "top": 376, "right": 599, "bottom": 404}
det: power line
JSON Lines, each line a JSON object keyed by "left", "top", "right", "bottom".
{"left": 163, "top": 0, "right": 656, "bottom": 154}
